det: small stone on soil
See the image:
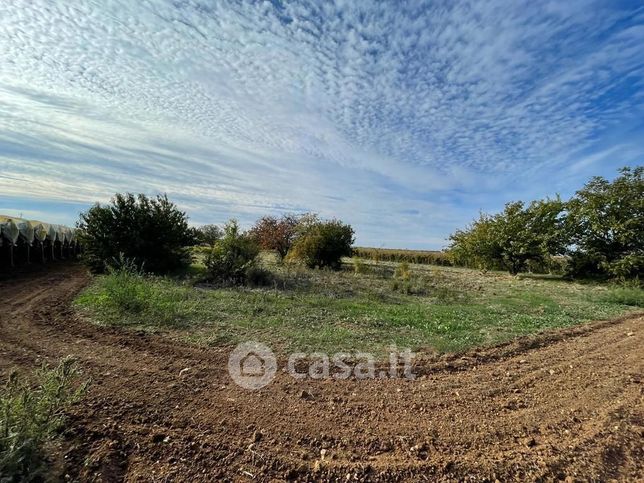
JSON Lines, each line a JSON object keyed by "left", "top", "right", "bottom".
{"left": 151, "top": 433, "right": 166, "bottom": 444}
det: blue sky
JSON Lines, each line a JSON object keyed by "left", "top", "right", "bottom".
{"left": 0, "top": 0, "right": 643, "bottom": 249}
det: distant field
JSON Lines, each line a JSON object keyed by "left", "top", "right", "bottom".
{"left": 352, "top": 247, "right": 452, "bottom": 265}
{"left": 74, "top": 256, "right": 643, "bottom": 356}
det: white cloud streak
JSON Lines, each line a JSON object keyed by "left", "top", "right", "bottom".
{"left": 0, "top": 0, "right": 642, "bottom": 247}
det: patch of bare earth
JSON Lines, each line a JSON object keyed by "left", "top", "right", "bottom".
{"left": 0, "top": 264, "right": 641, "bottom": 481}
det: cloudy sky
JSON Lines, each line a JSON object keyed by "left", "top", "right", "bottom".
{"left": 1, "top": 0, "right": 643, "bottom": 248}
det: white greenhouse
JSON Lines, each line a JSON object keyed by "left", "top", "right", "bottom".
{"left": 0, "top": 215, "right": 80, "bottom": 268}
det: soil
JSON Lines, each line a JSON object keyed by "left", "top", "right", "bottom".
{"left": 0, "top": 264, "right": 642, "bottom": 482}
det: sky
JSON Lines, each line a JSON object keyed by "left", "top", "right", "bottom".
{"left": 0, "top": 0, "right": 643, "bottom": 249}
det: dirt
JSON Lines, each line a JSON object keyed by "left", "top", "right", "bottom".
{"left": 0, "top": 264, "right": 642, "bottom": 482}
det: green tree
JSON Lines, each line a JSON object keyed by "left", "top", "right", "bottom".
{"left": 449, "top": 198, "right": 566, "bottom": 275}
{"left": 497, "top": 199, "right": 566, "bottom": 274}
{"left": 566, "top": 166, "right": 643, "bottom": 279}
{"left": 192, "top": 224, "right": 222, "bottom": 246}
{"left": 78, "top": 193, "right": 192, "bottom": 274}
{"left": 448, "top": 213, "right": 504, "bottom": 270}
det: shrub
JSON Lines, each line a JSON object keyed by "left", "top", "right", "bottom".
{"left": 78, "top": 193, "right": 192, "bottom": 274}
{"left": 352, "top": 256, "right": 367, "bottom": 275}
{"left": 205, "top": 220, "right": 259, "bottom": 284}
{"left": 605, "top": 252, "right": 644, "bottom": 280}
{"left": 394, "top": 261, "right": 411, "bottom": 281}
{"left": 0, "top": 358, "right": 88, "bottom": 480}
{"left": 245, "top": 266, "right": 274, "bottom": 287}
{"left": 287, "top": 218, "right": 354, "bottom": 270}
{"left": 250, "top": 214, "right": 302, "bottom": 260}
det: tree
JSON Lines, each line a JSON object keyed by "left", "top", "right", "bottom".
{"left": 287, "top": 217, "right": 354, "bottom": 269}
{"left": 566, "top": 166, "right": 643, "bottom": 279}
{"left": 448, "top": 198, "right": 566, "bottom": 274}
{"left": 192, "top": 224, "right": 222, "bottom": 246}
{"left": 205, "top": 220, "right": 259, "bottom": 284}
{"left": 77, "top": 193, "right": 192, "bottom": 274}
{"left": 497, "top": 199, "right": 566, "bottom": 275}
{"left": 249, "top": 214, "right": 301, "bottom": 260}
{"left": 448, "top": 212, "right": 504, "bottom": 271}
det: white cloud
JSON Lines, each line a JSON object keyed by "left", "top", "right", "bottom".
{"left": 0, "top": 0, "right": 642, "bottom": 247}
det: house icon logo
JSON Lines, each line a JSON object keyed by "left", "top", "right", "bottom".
{"left": 228, "top": 341, "right": 277, "bottom": 390}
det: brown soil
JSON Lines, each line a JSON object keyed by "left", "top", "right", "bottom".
{"left": 0, "top": 264, "right": 642, "bottom": 482}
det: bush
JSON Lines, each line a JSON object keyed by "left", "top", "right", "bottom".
{"left": 78, "top": 193, "right": 192, "bottom": 274}
{"left": 390, "top": 264, "right": 431, "bottom": 295}
{"left": 205, "top": 220, "right": 259, "bottom": 284}
{"left": 394, "top": 261, "right": 411, "bottom": 281}
{"left": 352, "top": 257, "right": 367, "bottom": 275}
{"left": 604, "top": 252, "right": 644, "bottom": 280}
{"left": 287, "top": 218, "right": 354, "bottom": 270}
{"left": 1, "top": 358, "right": 88, "bottom": 480}
{"left": 245, "top": 266, "right": 274, "bottom": 287}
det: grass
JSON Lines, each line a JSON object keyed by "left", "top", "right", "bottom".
{"left": 0, "top": 357, "right": 88, "bottom": 480}
{"left": 73, "top": 257, "right": 643, "bottom": 356}
{"left": 598, "top": 285, "right": 644, "bottom": 307}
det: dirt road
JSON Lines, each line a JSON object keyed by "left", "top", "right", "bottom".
{"left": 0, "top": 264, "right": 642, "bottom": 481}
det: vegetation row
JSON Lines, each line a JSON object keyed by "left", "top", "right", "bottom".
{"left": 72, "top": 165, "right": 642, "bottom": 282}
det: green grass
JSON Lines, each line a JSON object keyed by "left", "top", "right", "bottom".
{"left": 1, "top": 358, "right": 88, "bottom": 480}
{"left": 74, "top": 258, "right": 643, "bottom": 356}
{"left": 598, "top": 285, "right": 644, "bottom": 307}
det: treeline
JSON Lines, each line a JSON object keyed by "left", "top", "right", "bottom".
{"left": 352, "top": 247, "right": 452, "bottom": 266}
{"left": 449, "top": 166, "right": 643, "bottom": 279}
{"left": 74, "top": 166, "right": 642, "bottom": 282}
{"left": 78, "top": 194, "right": 354, "bottom": 284}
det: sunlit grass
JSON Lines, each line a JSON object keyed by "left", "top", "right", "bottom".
{"left": 74, "top": 256, "right": 642, "bottom": 355}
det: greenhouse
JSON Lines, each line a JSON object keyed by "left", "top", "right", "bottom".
{"left": 0, "top": 215, "right": 80, "bottom": 269}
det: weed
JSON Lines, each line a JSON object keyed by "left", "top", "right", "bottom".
{"left": 394, "top": 261, "right": 411, "bottom": 281}
{"left": 352, "top": 257, "right": 367, "bottom": 275}
{"left": 0, "top": 357, "right": 89, "bottom": 480}
{"left": 76, "top": 268, "right": 194, "bottom": 327}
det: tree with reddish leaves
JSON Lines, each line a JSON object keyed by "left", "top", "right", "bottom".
{"left": 249, "top": 214, "right": 302, "bottom": 260}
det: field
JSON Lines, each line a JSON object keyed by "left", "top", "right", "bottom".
{"left": 352, "top": 247, "right": 452, "bottom": 266}
{"left": 0, "top": 262, "right": 642, "bottom": 481}
{"left": 74, "top": 254, "right": 642, "bottom": 356}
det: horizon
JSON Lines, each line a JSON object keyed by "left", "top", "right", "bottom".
{"left": 1, "top": 1, "right": 643, "bottom": 250}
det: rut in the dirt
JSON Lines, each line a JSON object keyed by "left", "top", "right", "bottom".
{"left": 0, "top": 264, "right": 642, "bottom": 482}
